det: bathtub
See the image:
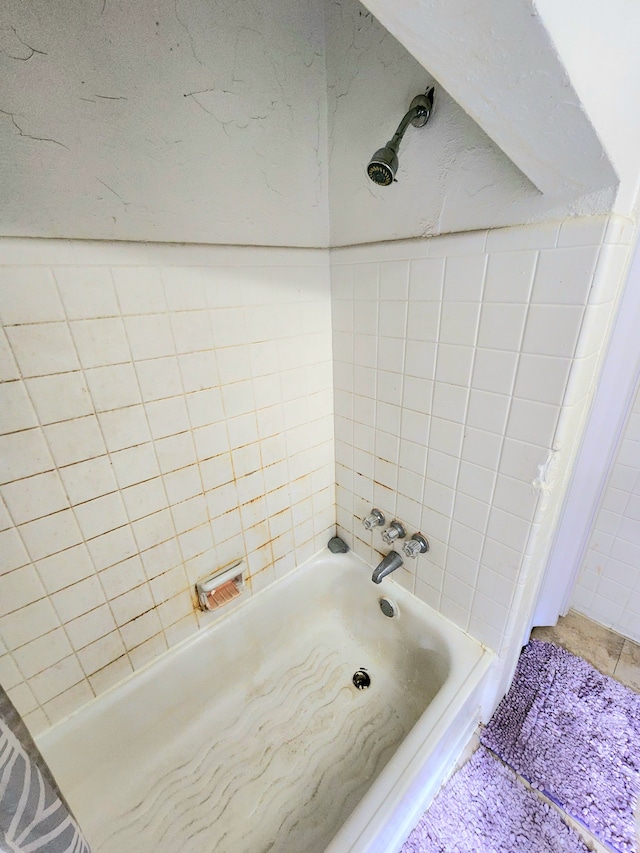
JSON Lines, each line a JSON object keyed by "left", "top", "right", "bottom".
{"left": 38, "top": 549, "right": 492, "bottom": 853}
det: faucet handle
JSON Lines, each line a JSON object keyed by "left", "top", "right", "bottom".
{"left": 381, "top": 520, "right": 406, "bottom": 545}
{"left": 363, "top": 508, "right": 385, "bottom": 531}
{"left": 403, "top": 533, "right": 429, "bottom": 558}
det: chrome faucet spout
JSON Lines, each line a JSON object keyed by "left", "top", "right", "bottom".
{"left": 372, "top": 550, "right": 403, "bottom": 584}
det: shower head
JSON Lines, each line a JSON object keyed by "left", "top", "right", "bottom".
{"left": 367, "top": 146, "right": 399, "bottom": 186}
{"left": 367, "top": 87, "right": 434, "bottom": 187}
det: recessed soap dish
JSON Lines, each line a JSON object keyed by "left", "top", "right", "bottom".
{"left": 196, "top": 560, "right": 245, "bottom": 611}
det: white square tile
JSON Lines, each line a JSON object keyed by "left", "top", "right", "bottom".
{"left": 2, "top": 471, "right": 69, "bottom": 525}
{"left": 477, "top": 304, "right": 527, "bottom": 352}
{"left": 74, "top": 493, "right": 128, "bottom": 540}
{"left": 0, "top": 381, "right": 38, "bottom": 435}
{"left": 29, "top": 655, "right": 85, "bottom": 705}
{"left": 71, "top": 318, "right": 130, "bottom": 368}
{"left": 179, "top": 351, "right": 219, "bottom": 392}
{"left": 128, "top": 634, "right": 167, "bottom": 671}
{"left": 0, "top": 565, "right": 47, "bottom": 617}
{"left": 112, "top": 267, "right": 167, "bottom": 314}
{"left": 0, "top": 267, "right": 64, "bottom": 324}
{"left": 514, "top": 354, "right": 572, "bottom": 406}
{"left": 171, "top": 310, "right": 213, "bottom": 353}
{"left": 379, "top": 261, "right": 409, "bottom": 300}
{"left": 506, "top": 399, "right": 559, "bottom": 447}
{"left": 36, "top": 544, "right": 96, "bottom": 594}
{"left": 110, "top": 443, "right": 160, "bottom": 488}
{"left": 44, "top": 416, "right": 106, "bottom": 466}
{"left": 132, "top": 508, "right": 176, "bottom": 552}
{"left": 119, "top": 608, "right": 163, "bottom": 651}
{"left": 499, "top": 438, "right": 550, "bottom": 483}
{"left": 457, "top": 461, "right": 496, "bottom": 503}
{"left": 122, "top": 478, "right": 168, "bottom": 521}
{"left": 492, "top": 474, "right": 538, "bottom": 522}
{"left": 409, "top": 258, "right": 444, "bottom": 301}
{"left": 140, "top": 538, "right": 182, "bottom": 579}
{"left": 86, "top": 525, "right": 138, "bottom": 570}
{"left": 0, "top": 598, "right": 60, "bottom": 650}
{"left": 377, "top": 337, "right": 404, "bottom": 373}
{"left": 12, "top": 628, "right": 73, "bottom": 679}
{"left": 428, "top": 416, "right": 464, "bottom": 456}
{"left": 98, "top": 406, "right": 151, "bottom": 452}
{"left": 76, "top": 630, "right": 126, "bottom": 676}
{"left": 405, "top": 340, "right": 436, "bottom": 379}
{"left": 26, "top": 372, "right": 93, "bottom": 424}
{"left": 125, "top": 314, "right": 175, "bottom": 360}
{"left": 85, "top": 363, "right": 141, "bottom": 411}
{"left": 155, "top": 431, "right": 196, "bottom": 474}
{"left": 146, "top": 396, "right": 191, "bottom": 440}
{"left": 462, "top": 427, "right": 503, "bottom": 470}
{"left": 406, "top": 303, "right": 439, "bottom": 343}
{"left": 531, "top": 246, "right": 599, "bottom": 305}
{"left": 467, "top": 388, "right": 511, "bottom": 434}
{"left": 110, "top": 582, "right": 155, "bottom": 627}
{"left": 164, "top": 465, "right": 202, "bottom": 504}
{"left": 65, "top": 603, "right": 117, "bottom": 651}
{"left": 435, "top": 344, "right": 474, "bottom": 387}
{"left": 522, "top": 305, "right": 585, "bottom": 358}
{"left": 472, "top": 349, "right": 518, "bottom": 396}
{"left": 439, "top": 303, "right": 480, "bottom": 346}
{"left": 6, "top": 323, "right": 80, "bottom": 377}
{"left": 431, "top": 383, "right": 468, "bottom": 423}
{"left": 427, "top": 449, "right": 459, "bottom": 488}
{"left": 19, "top": 509, "right": 83, "bottom": 561}
{"left": 483, "top": 250, "right": 537, "bottom": 302}
{"left": 135, "top": 356, "right": 183, "bottom": 403}
{"left": 186, "top": 388, "right": 224, "bottom": 429}
{"left": 443, "top": 255, "right": 487, "bottom": 301}
{"left": 100, "top": 555, "right": 147, "bottom": 600}
{"left": 0, "top": 527, "right": 30, "bottom": 574}
{"left": 162, "top": 267, "right": 208, "bottom": 310}
{"left": 55, "top": 267, "right": 119, "bottom": 319}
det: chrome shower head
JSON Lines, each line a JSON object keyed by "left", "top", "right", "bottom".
{"left": 367, "top": 87, "right": 434, "bottom": 187}
{"left": 367, "top": 146, "right": 399, "bottom": 186}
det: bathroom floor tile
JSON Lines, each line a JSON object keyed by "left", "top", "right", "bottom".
{"left": 613, "top": 639, "right": 640, "bottom": 692}
{"left": 531, "top": 609, "right": 625, "bottom": 678}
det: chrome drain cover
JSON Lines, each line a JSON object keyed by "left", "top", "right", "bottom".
{"left": 352, "top": 669, "right": 371, "bottom": 690}
{"left": 379, "top": 597, "right": 397, "bottom": 618}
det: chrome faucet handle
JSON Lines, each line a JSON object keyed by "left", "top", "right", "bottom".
{"left": 363, "top": 509, "right": 385, "bottom": 531}
{"left": 403, "top": 533, "right": 429, "bottom": 558}
{"left": 381, "top": 520, "right": 406, "bottom": 545}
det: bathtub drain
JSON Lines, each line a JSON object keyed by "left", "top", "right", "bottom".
{"left": 352, "top": 670, "right": 371, "bottom": 690}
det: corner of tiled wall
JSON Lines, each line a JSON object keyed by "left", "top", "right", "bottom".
{"left": 331, "top": 214, "right": 634, "bottom": 655}
{"left": 0, "top": 239, "right": 335, "bottom": 734}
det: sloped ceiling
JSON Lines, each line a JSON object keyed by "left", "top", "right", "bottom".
{"left": 0, "top": 0, "right": 625, "bottom": 247}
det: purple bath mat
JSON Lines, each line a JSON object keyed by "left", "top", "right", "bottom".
{"left": 401, "top": 746, "right": 590, "bottom": 853}
{"left": 481, "top": 640, "right": 640, "bottom": 853}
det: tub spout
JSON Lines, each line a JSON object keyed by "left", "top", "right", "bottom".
{"left": 372, "top": 551, "right": 403, "bottom": 583}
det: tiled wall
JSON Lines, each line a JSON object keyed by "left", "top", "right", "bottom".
{"left": 572, "top": 380, "right": 640, "bottom": 642}
{"left": 332, "top": 216, "right": 633, "bottom": 653}
{"left": 0, "top": 239, "right": 334, "bottom": 734}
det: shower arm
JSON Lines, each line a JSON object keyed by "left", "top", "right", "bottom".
{"left": 386, "top": 104, "right": 429, "bottom": 154}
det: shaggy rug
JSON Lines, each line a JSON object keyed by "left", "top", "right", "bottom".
{"left": 400, "top": 746, "right": 591, "bottom": 853}
{"left": 481, "top": 640, "right": 640, "bottom": 853}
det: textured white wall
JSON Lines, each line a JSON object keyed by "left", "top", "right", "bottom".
{"left": 0, "top": 0, "right": 329, "bottom": 246}
{"left": 535, "top": 0, "right": 640, "bottom": 215}
{"left": 572, "top": 381, "right": 640, "bottom": 642}
{"left": 326, "top": 0, "right": 616, "bottom": 247}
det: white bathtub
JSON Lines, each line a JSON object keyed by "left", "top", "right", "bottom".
{"left": 38, "top": 549, "right": 492, "bottom": 853}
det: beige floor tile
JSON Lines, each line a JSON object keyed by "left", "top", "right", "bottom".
{"left": 613, "top": 638, "right": 640, "bottom": 693}
{"left": 531, "top": 609, "right": 625, "bottom": 677}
